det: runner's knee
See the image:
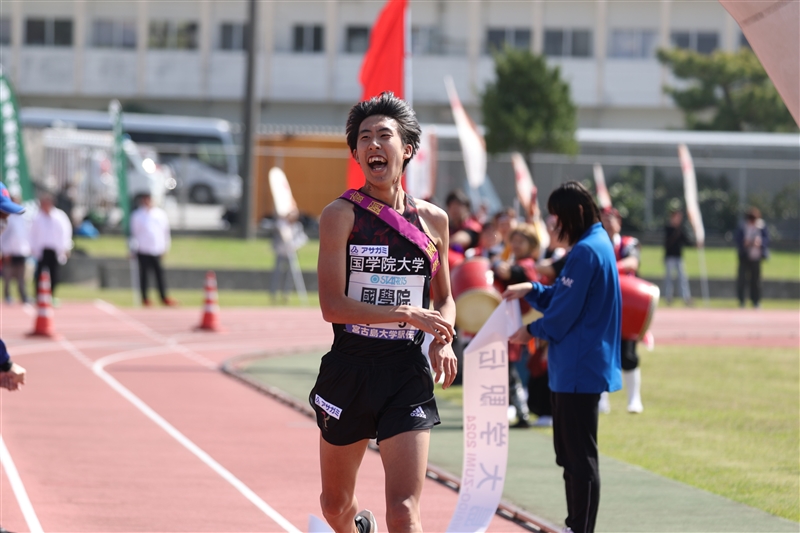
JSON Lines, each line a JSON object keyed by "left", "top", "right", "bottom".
{"left": 385, "top": 497, "right": 419, "bottom": 532}
{"left": 319, "top": 490, "right": 353, "bottom": 520}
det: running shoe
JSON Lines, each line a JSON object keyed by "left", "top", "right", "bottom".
{"left": 355, "top": 509, "right": 378, "bottom": 533}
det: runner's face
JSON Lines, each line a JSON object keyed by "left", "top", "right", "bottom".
{"left": 354, "top": 115, "right": 412, "bottom": 186}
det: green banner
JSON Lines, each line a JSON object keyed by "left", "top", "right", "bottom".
{"left": 109, "top": 100, "right": 130, "bottom": 235}
{"left": 0, "top": 71, "right": 35, "bottom": 203}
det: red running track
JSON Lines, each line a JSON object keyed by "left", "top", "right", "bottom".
{"left": 0, "top": 301, "right": 527, "bottom": 533}
{"left": 649, "top": 307, "right": 799, "bottom": 347}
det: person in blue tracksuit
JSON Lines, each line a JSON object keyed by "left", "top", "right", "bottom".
{"left": 504, "top": 181, "right": 621, "bottom": 533}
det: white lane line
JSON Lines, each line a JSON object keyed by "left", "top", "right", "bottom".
{"left": 57, "top": 338, "right": 302, "bottom": 533}
{"left": 0, "top": 435, "right": 44, "bottom": 533}
{"left": 93, "top": 300, "right": 217, "bottom": 369}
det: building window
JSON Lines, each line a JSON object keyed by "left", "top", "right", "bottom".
{"left": 544, "top": 29, "right": 592, "bottom": 57}
{"left": 220, "top": 22, "right": 249, "bottom": 50}
{"left": 671, "top": 31, "right": 718, "bottom": 54}
{"left": 696, "top": 32, "right": 718, "bottom": 54}
{"left": 91, "top": 19, "right": 136, "bottom": 49}
{"left": 149, "top": 20, "right": 198, "bottom": 50}
{"left": 0, "top": 18, "right": 10, "bottom": 45}
{"left": 345, "top": 26, "right": 369, "bottom": 53}
{"left": 411, "top": 26, "right": 441, "bottom": 55}
{"left": 486, "top": 28, "right": 531, "bottom": 53}
{"left": 608, "top": 29, "right": 657, "bottom": 58}
{"left": 25, "top": 18, "right": 73, "bottom": 47}
{"left": 293, "top": 24, "right": 323, "bottom": 53}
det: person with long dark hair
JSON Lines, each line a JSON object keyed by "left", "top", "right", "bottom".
{"left": 311, "top": 92, "right": 457, "bottom": 533}
{"left": 503, "top": 181, "right": 621, "bottom": 533}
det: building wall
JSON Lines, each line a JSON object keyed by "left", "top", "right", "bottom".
{"left": 1, "top": 0, "right": 745, "bottom": 129}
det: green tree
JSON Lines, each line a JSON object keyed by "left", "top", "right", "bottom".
{"left": 481, "top": 48, "right": 578, "bottom": 156}
{"left": 657, "top": 48, "right": 797, "bottom": 132}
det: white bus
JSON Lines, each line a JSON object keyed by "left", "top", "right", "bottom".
{"left": 20, "top": 107, "right": 242, "bottom": 207}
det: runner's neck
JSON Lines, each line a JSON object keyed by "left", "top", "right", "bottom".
{"left": 359, "top": 184, "right": 406, "bottom": 213}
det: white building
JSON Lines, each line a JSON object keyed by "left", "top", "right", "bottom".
{"left": 0, "top": 0, "right": 749, "bottom": 129}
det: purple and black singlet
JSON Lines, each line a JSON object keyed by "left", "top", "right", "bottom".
{"left": 332, "top": 192, "right": 432, "bottom": 357}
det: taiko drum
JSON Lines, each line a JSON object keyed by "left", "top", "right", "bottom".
{"left": 619, "top": 275, "right": 660, "bottom": 341}
{"left": 450, "top": 257, "right": 502, "bottom": 334}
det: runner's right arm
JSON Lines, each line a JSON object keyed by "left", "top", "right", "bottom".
{"left": 317, "top": 200, "right": 453, "bottom": 345}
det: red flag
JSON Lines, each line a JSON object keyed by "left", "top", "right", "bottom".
{"left": 346, "top": 0, "right": 408, "bottom": 190}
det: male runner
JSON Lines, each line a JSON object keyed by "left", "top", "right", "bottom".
{"left": 311, "top": 92, "right": 457, "bottom": 533}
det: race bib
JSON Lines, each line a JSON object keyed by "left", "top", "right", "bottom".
{"left": 346, "top": 272, "right": 425, "bottom": 340}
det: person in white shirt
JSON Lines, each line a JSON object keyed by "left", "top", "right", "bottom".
{"left": 130, "top": 193, "right": 176, "bottom": 307}
{"left": 0, "top": 194, "right": 32, "bottom": 304}
{"left": 30, "top": 193, "right": 73, "bottom": 299}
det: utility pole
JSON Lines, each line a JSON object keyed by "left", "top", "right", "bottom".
{"left": 239, "top": 0, "right": 259, "bottom": 239}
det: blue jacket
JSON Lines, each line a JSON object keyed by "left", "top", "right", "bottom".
{"left": 0, "top": 339, "right": 10, "bottom": 369}
{"left": 525, "top": 223, "right": 622, "bottom": 394}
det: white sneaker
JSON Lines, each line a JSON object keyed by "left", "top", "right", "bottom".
{"left": 627, "top": 399, "right": 644, "bottom": 414}
{"left": 532, "top": 415, "right": 553, "bottom": 427}
{"left": 355, "top": 510, "right": 378, "bottom": 533}
{"left": 598, "top": 391, "right": 611, "bottom": 414}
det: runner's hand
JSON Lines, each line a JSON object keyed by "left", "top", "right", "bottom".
{"left": 429, "top": 340, "right": 458, "bottom": 389}
{"left": 405, "top": 307, "right": 454, "bottom": 345}
{"left": 0, "top": 363, "right": 26, "bottom": 391}
{"left": 502, "top": 282, "right": 534, "bottom": 301}
{"left": 509, "top": 325, "right": 533, "bottom": 345}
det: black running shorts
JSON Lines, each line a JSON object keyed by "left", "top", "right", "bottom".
{"left": 309, "top": 347, "right": 441, "bottom": 446}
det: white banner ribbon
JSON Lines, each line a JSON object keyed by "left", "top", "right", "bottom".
{"left": 446, "top": 300, "right": 521, "bottom": 533}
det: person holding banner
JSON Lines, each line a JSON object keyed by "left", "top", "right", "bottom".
{"left": 503, "top": 181, "right": 621, "bottom": 533}
{"left": 600, "top": 207, "right": 644, "bottom": 414}
{"left": 311, "top": 92, "right": 457, "bottom": 533}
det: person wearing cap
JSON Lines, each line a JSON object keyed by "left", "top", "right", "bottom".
{"left": 30, "top": 192, "right": 73, "bottom": 300}
{"left": 663, "top": 201, "right": 692, "bottom": 306}
{"left": 0, "top": 182, "right": 28, "bottom": 391}
{"left": 0, "top": 192, "right": 31, "bottom": 304}
{"left": 600, "top": 206, "right": 644, "bottom": 414}
{"left": 130, "top": 193, "right": 177, "bottom": 307}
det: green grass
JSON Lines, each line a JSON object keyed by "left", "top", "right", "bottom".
{"left": 51, "top": 284, "right": 319, "bottom": 308}
{"left": 430, "top": 345, "right": 799, "bottom": 521}
{"left": 73, "top": 235, "right": 319, "bottom": 271}
{"left": 75, "top": 236, "right": 799, "bottom": 281}
{"left": 638, "top": 246, "right": 799, "bottom": 281}
{"left": 603, "top": 345, "right": 798, "bottom": 522}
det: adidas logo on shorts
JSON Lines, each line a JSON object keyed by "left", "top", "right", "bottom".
{"left": 410, "top": 406, "right": 427, "bottom": 419}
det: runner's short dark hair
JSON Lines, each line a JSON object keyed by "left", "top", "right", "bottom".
{"left": 346, "top": 92, "right": 421, "bottom": 171}
{"left": 547, "top": 181, "right": 601, "bottom": 245}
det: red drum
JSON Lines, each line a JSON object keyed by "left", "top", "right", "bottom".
{"left": 448, "top": 247, "right": 466, "bottom": 270}
{"left": 450, "top": 257, "right": 502, "bottom": 334}
{"left": 620, "top": 275, "right": 660, "bottom": 341}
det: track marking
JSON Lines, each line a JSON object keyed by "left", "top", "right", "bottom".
{"left": 57, "top": 336, "right": 302, "bottom": 533}
{"left": 0, "top": 435, "right": 44, "bottom": 533}
{"left": 93, "top": 299, "right": 217, "bottom": 369}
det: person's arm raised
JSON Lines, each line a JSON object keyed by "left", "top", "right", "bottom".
{"left": 317, "top": 200, "right": 453, "bottom": 345}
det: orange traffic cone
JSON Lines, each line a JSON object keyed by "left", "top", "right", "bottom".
{"left": 195, "top": 271, "right": 222, "bottom": 332}
{"left": 27, "top": 268, "right": 59, "bottom": 339}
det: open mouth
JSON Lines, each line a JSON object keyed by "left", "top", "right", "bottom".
{"left": 367, "top": 155, "right": 388, "bottom": 172}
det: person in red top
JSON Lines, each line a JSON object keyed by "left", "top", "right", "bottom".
{"left": 445, "top": 189, "right": 482, "bottom": 268}
{"left": 601, "top": 207, "right": 643, "bottom": 414}
{"left": 494, "top": 223, "right": 541, "bottom": 427}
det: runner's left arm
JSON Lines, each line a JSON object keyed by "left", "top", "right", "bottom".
{"left": 420, "top": 202, "right": 458, "bottom": 389}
